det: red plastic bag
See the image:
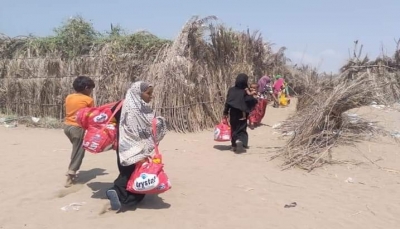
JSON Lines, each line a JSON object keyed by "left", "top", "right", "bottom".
{"left": 76, "top": 102, "right": 119, "bottom": 129}
{"left": 126, "top": 119, "right": 171, "bottom": 195}
{"left": 126, "top": 160, "right": 171, "bottom": 194}
{"left": 81, "top": 101, "right": 123, "bottom": 154}
{"left": 214, "top": 118, "right": 231, "bottom": 142}
{"left": 82, "top": 123, "right": 117, "bottom": 153}
{"left": 249, "top": 98, "right": 268, "bottom": 125}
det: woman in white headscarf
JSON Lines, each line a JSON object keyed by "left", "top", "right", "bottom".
{"left": 106, "top": 81, "right": 167, "bottom": 212}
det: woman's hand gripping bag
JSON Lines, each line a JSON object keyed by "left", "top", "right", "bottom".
{"left": 214, "top": 118, "right": 231, "bottom": 142}
{"left": 126, "top": 119, "right": 171, "bottom": 195}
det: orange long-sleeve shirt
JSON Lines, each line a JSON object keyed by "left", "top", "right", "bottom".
{"left": 64, "top": 93, "right": 94, "bottom": 126}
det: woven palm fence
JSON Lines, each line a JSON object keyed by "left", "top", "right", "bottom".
{"left": 0, "top": 16, "right": 289, "bottom": 132}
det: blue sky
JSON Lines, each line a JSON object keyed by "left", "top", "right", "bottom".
{"left": 0, "top": 0, "right": 398, "bottom": 73}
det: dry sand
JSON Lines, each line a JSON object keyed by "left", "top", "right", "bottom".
{"left": 1, "top": 100, "right": 399, "bottom": 229}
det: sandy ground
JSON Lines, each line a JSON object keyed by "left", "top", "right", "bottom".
{"left": 1, "top": 100, "right": 400, "bottom": 229}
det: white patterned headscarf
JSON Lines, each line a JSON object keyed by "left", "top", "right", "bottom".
{"left": 118, "top": 81, "right": 167, "bottom": 166}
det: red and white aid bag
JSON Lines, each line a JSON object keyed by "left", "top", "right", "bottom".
{"left": 126, "top": 118, "right": 171, "bottom": 195}
{"left": 76, "top": 101, "right": 123, "bottom": 153}
{"left": 76, "top": 102, "right": 116, "bottom": 129}
{"left": 126, "top": 160, "right": 171, "bottom": 195}
{"left": 82, "top": 124, "right": 117, "bottom": 153}
{"left": 214, "top": 118, "right": 231, "bottom": 142}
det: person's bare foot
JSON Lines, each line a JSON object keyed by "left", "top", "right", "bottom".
{"left": 64, "top": 174, "right": 77, "bottom": 188}
{"left": 249, "top": 123, "right": 255, "bottom": 129}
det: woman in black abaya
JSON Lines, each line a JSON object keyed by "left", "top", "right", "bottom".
{"left": 223, "top": 73, "right": 257, "bottom": 151}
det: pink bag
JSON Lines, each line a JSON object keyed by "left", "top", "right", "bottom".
{"left": 76, "top": 102, "right": 119, "bottom": 129}
{"left": 126, "top": 119, "right": 171, "bottom": 195}
{"left": 81, "top": 101, "right": 123, "bottom": 154}
{"left": 214, "top": 118, "right": 231, "bottom": 142}
{"left": 82, "top": 123, "right": 117, "bottom": 153}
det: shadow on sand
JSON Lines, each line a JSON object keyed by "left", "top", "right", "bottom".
{"left": 76, "top": 168, "right": 108, "bottom": 184}
{"left": 213, "top": 145, "right": 247, "bottom": 154}
{"left": 86, "top": 181, "right": 113, "bottom": 199}
{"left": 138, "top": 195, "right": 171, "bottom": 210}
{"left": 213, "top": 145, "right": 232, "bottom": 151}
{"left": 55, "top": 168, "right": 108, "bottom": 198}
{"left": 87, "top": 181, "right": 171, "bottom": 211}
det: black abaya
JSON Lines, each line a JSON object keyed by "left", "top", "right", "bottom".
{"left": 109, "top": 149, "right": 145, "bottom": 207}
{"left": 224, "top": 105, "right": 249, "bottom": 147}
{"left": 223, "top": 73, "right": 256, "bottom": 148}
{"left": 108, "top": 101, "right": 145, "bottom": 208}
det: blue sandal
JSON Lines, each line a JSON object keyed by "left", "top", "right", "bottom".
{"left": 106, "top": 190, "right": 122, "bottom": 211}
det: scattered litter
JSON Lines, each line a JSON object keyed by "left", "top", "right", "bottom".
{"left": 284, "top": 202, "right": 297, "bottom": 208}
{"left": 346, "top": 113, "right": 358, "bottom": 117}
{"left": 31, "top": 117, "right": 40, "bottom": 123}
{"left": 1, "top": 116, "right": 41, "bottom": 126}
{"left": 282, "top": 131, "right": 294, "bottom": 136}
{"left": 351, "top": 211, "right": 362, "bottom": 216}
{"left": 61, "top": 202, "right": 86, "bottom": 211}
{"left": 370, "top": 104, "right": 385, "bottom": 109}
{"left": 346, "top": 113, "right": 359, "bottom": 124}
{"left": 4, "top": 121, "right": 17, "bottom": 128}
{"left": 333, "top": 130, "right": 343, "bottom": 135}
{"left": 345, "top": 177, "right": 354, "bottom": 183}
{"left": 391, "top": 131, "right": 400, "bottom": 138}
{"left": 245, "top": 188, "right": 254, "bottom": 192}
{"left": 272, "top": 123, "right": 282, "bottom": 129}
{"left": 370, "top": 101, "right": 377, "bottom": 105}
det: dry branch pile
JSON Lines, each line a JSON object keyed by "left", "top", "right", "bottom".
{"left": 340, "top": 41, "right": 400, "bottom": 103}
{"left": 273, "top": 40, "right": 400, "bottom": 171}
{"left": 275, "top": 40, "right": 400, "bottom": 171}
{"left": 276, "top": 73, "right": 389, "bottom": 171}
{"left": 0, "top": 16, "right": 290, "bottom": 132}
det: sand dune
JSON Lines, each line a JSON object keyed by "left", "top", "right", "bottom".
{"left": 0, "top": 101, "right": 399, "bottom": 229}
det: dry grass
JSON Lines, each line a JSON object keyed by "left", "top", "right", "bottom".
{"left": 275, "top": 69, "right": 398, "bottom": 171}
{"left": 271, "top": 40, "right": 400, "bottom": 171}
{"left": 0, "top": 16, "right": 290, "bottom": 132}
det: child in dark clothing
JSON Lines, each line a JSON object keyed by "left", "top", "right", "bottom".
{"left": 239, "top": 83, "right": 259, "bottom": 120}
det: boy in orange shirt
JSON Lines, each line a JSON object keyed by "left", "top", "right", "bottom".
{"left": 64, "top": 76, "right": 95, "bottom": 187}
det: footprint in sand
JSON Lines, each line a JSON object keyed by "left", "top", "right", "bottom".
{"left": 55, "top": 184, "right": 84, "bottom": 198}
{"left": 98, "top": 202, "right": 116, "bottom": 215}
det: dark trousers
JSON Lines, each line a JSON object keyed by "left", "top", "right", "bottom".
{"left": 109, "top": 150, "right": 145, "bottom": 207}
{"left": 229, "top": 108, "right": 249, "bottom": 147}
